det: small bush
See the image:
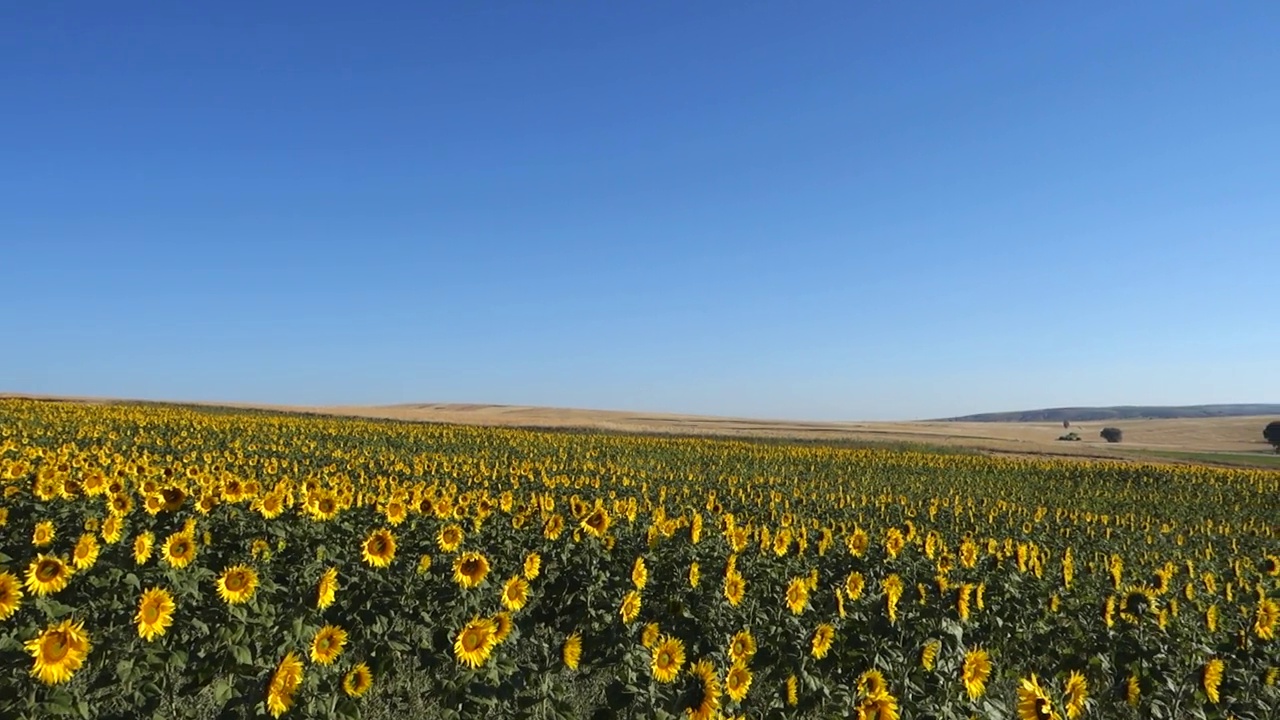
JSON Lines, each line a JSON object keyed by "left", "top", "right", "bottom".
{"left": 1100, "top": 427, "right": 1123, "bottom": 443}
{"left": 1057, "top": 432, "right": 1080, "bottom": 441}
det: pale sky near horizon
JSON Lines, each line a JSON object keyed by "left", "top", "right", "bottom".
{"left": 3, "top": 2, "right": 1278, "bottom": 420}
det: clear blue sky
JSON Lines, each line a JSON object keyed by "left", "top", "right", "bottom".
{"left": 3, "top": 2, "right": 1277, "bottom": 420}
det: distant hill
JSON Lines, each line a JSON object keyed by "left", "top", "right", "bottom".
{"left": 939, "top": 404, "right": 1280, "bottom": 423}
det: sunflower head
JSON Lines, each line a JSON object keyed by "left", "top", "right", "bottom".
{"left": 25, "top": 618, "right": 91, "bottom": 685}
{"left": 454, "top": 616, "right": 498, "bottom": 669}
{"left": 0, "top": 571, "right": 24, "bottom": 621}
{"left": 501, "top": 576, "right": 530, "bottom": 612}
{"left": 25, "top": 554, "right": 73, "bottom": 597}
{"left": 650, "top": 635, "right": 685, "bottom": 683}
{"left": 136, "top": 587, "right": 176, "bottom": 642}
{"left": 343, "top": 663, "right": 373, "bottom": 697}
{"left": 310, "top": 625, "right": 348, "bottom": 665}
{"left": 453, "top": 551, "right": 491, "bottom": 589}
{"left": 361, "top": 528, "right": 397, "bottom": 568}
{"left": 728, "top": 630, "right": 756, "bottom": 664}
{"left": 563, "top": 632, "right": 582, "bottom": 670}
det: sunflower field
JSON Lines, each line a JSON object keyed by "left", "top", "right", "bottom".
{"left": 0, "top": 399, "right": 1277, "bottom": 720}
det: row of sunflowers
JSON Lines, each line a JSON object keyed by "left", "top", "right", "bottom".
{"left": 0, "top": 399, "right": 1277, "bottom": 719}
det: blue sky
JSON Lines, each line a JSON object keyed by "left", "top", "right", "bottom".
{"left": 3, "top": 2, "right": 1277, "bottom": 420}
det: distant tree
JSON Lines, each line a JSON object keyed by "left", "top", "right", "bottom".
{"left": 1100, "top": 427, "right": 1123, "bottom": 443}
{"left": 1265, "top": 421, "right": 1280, "bottom": 453}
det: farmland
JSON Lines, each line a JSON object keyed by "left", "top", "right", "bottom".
{"left": 0, "top": 398, "right": 1277, "bottom": 719}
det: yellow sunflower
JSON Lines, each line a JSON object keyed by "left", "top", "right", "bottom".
{"left": 33, "top": 520, "right": 55, "bottom": 547}
{"left": 642, "top": 622, "right": 661, "bottom": 649}
{"left": 689, "top": 562, "right": 700, "bottom": 588}
{"left": 501, "top": 576, "right": 530, "bottom": 612}
{"left": 724, "top": 572, "right": 745, "bottom": 607}
{"left": 71, "top": 533, "right": 99, "bottom": 571}
{"left": 651, "top": 635, "right": 685, "bottom": 683}
{"left": 523, "top": 552, "right": 541, "bottom": 580}
{"left": 453, "top": 551, "right": 491, "bottom": 589}
{"left": 845, "top": 571, "right": 866, "bottom": 601}
{"left": 728, "top": 630, "right": 756, "bottom": 664}
{"left": 1063, "top": 671, "right": 1088, "bottom": 719}
{"left": 454, "top": 616, "right": 498, "bottom": 669}
{"left": 25, "top": 618, "right": 91, "bottom": 685}
{"left": 581, "top": 507, "right": 610, "bottom": 537}
{"left": 687, "top": 658, "right": 722, "bottom": 720}
{"left": 857, "top": 691, "right": 901, "bottom": 720}
{"left": 25, "top": 554, "right": 73, "bottom": 597}
{"left": 563, "top": 632, "right": 582, "bottom": 670}
{"left": 883, "top": 574, "right": 904, "bottom": 624}
{"left": 100, "top": 515, "right": 122, "bottom": 544}
{"left": 266, "top": 651, "right": 304, "bottom": 718}
{"left": 361, "top": 528, "right": 397, "bottom": 568}
{"left": 858, "top": 669, "right": 887, "bottom": 698}
{"left": 161, "top": 531, "right": 198, "bottom": 569}
{"left": 492, "top": 611, "right": 513, "bottom": 643}
{"left": 632, "top": 556, "right": 648, "bottom": 590}
{"left": 1017, "top": 675, "right": 1060, "bottom": 720}
{"left": 811, "top": 623, "right": 835, "bottom": 659}
{"left": 343, "top": 662, "right": 373, "bottom": 698}
{"left": 785, "top": 674, "right": 799, "bottom": 706}
{"left": 1125, "top": 673, "right": 1141, "bottom": 707}
{"left": 725, "top": 662, "right": 752, "bottom": 702}
{"left": 1203, "top": 659, "right": 1224, "bottom": 703}
{"left": 438, "top": 524, "right": 464, "bottom": 552}
{"left": 921, "top": 640, "right": 940, "bottom": 671}
{"left": 310, "top": 624, "right": 348, "bottom": 665}
{"left": 0, "top": 571, "right": 24, "bottom": 620}
{"left": 786, "top": 577, "right": 810, "bottom": 615}
{"left": 317, "top": 567, "right": 338, "bottom": 609}
{"left": 216, "top": 565, "right": 259, "bottom": 604}
{"left": 416, "top": 554, "right": 432, "bottom": 575}
{"left": 136, "top": 587, "right": 176, "bottom": 641}
{"left": 961, "top": 648, "right": 992, "bottom": 700}
{"left": 134, "top": 532, "right": 154, "bottom": 565}
{"left": 1255, "top": 598, "right": 1278, "bottom": 641}
{"left": 620, "top": 589, "right": 642, "bottom": 624}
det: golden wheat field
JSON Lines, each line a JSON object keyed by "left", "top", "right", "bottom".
{"left": 0, "top": 398, "right": 1277, "bottom": 720}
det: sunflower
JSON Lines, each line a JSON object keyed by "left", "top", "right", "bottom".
{"left": 317, "top": 567, "right": 338, "bottom": 609}
{"left": 71, "top": 533, "right": 100, "bottom": 571}
{"left": 453, "top": 551, "right": 491, "bottom": 589}
{"left": 725, "top": 662, "right": 752, "bottom": 702}
{"left": 846, "top": 571, "right": 865, "bottom": 601}
{"left": 724, "top": 572, "right": 745, "bottom": 607}
{"left": 523, "top": 552, "right": 541, "bottom": 580}
{"left": 33, "top": 520, "right": 55, "bottom": 547}
{"left": 956, "top": 584, "right": 973, "bottom": 621}
{"left": 582, "top": 507, "right": 610, "bottom": 537}
{"left": 847, "top": 527, "right": 869, "bottom": 556}
{"left": 25, "top": 618, "right": 91, "bottom": 685}
{"left": 492, "top": 611, "right": 513, "bottom": 643}
{"left": 921, "top": 640, "right": 940, "bottom": 671}
{"left": 785, "top": 674, "right": 799, "bottom": 706}
{"left": 438, "top": 524, "right": 464, "bottom": 552}
{"left": 728, "top": 630, "right": 756, "bottom": 664}
{"left": 1203, "top": 659, "right": 1224, "bottom": 703}
{"left": 1063, "top": 671, "right": 1087, "bottom": 719}
{"left": 642, "top": 622, "right": 661, "bottom": 649}
{"left": 811, "top": 623, "right": 835, "bottom": 659}
{"left": 136, "top": 587, "right": 175, "bottom": 641}
{"left": 620, "top": 589, "right": 642, "bottom": 624}
{"left": 100, "top": 515, "right": 122, "bottom": 544}
{"left": 650, "top": 635, "right": 685, "bottom": 683}
{"left": 786, "top": 577, "right": 810, "bottom": 615}
{"left": 961, "top": 648, "right": 992, "bottom": 700}
{"left": 1206, "top": 604, "right": 1219, "bottom": 632}
{"left": 0, "top": 571, "right": 23, "bottom": 620}
{"left": 216, "top": 565, "right": 259, "bottom": 604}
{"left": 266, "top": 651, "right": 304, "bottom": 718}
{"left": 454, "top": 616, "right": 498, "bottom": 669}
{"left": 689, "top": 562, "right": 700, "bottom": 588}
{"left": 310, "top": 624, "right": 348, "bottom": 665}
{"left": 858, "top": 669, "right": 887, "bottom": 698}
{"left": 501, "top": 576, "right": 530, "bottom": 612}
{"left": 161, "top": 532, "right": 197, "bottom": 569}
{"left": 563, "top": 632, "right": 582, "bottom": 670}
{"left": 361, "top": 528, "right": 396, "bottom": 568}
{"left": 1017, "top": 675, "right": 1060, "bottom": 720}
{"left": 416, "top": 554, "right": 432, "bottom": 575}
{"left": 857, "top": 691, "right": 901, "bottom": 720}
{"left": 1255, "top": 598, "right": 1278, "bottom": 640}
{"left": 1125, "top": 673, "right": 1141, "bottom": 707}
{"left": 883, "top": 574, "right": 904, "bottom": 624}
{"left": 25, "top": 554, "right": 73, "bottom": 596}
{"left": 687, "top": 658, "right": 721, "bottom": 720}
{"left": 343, "top": 662, "right": 373, "bottom": 698}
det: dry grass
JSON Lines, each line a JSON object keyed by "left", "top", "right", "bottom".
{"left": 5, "top": 393, "right": 1278, "bottom": 467}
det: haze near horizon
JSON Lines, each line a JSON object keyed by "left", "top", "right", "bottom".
{"left": 3, "top": 2, "right": 1277, "bottom": 420}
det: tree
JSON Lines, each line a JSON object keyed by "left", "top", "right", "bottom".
{"left": 1100, "top": 427, "right": 1123, "bottom": 443}
{"left": 1265, "top": 421, "right": 1280, "bottom": 453}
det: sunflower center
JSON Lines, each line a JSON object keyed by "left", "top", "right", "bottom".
{"left": 371, "top": 538, "right": 387, "bottom": 553}
{"left": 319, "top": 499, "right": 335, "bottom": 513}
{"left": 44, "top": 633, "right": 69, "bottom": 661}
{"left": 37, "top": 560, "right": 60, "bottom": 581}
{"left": 143, "top": 604, "right": 160, "bottom": 622}
{"left": 464, "top": 631, "right": 482, "bottom": 650}
{"left": 226, "top": 572, "right": 247, "bottom": 591}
